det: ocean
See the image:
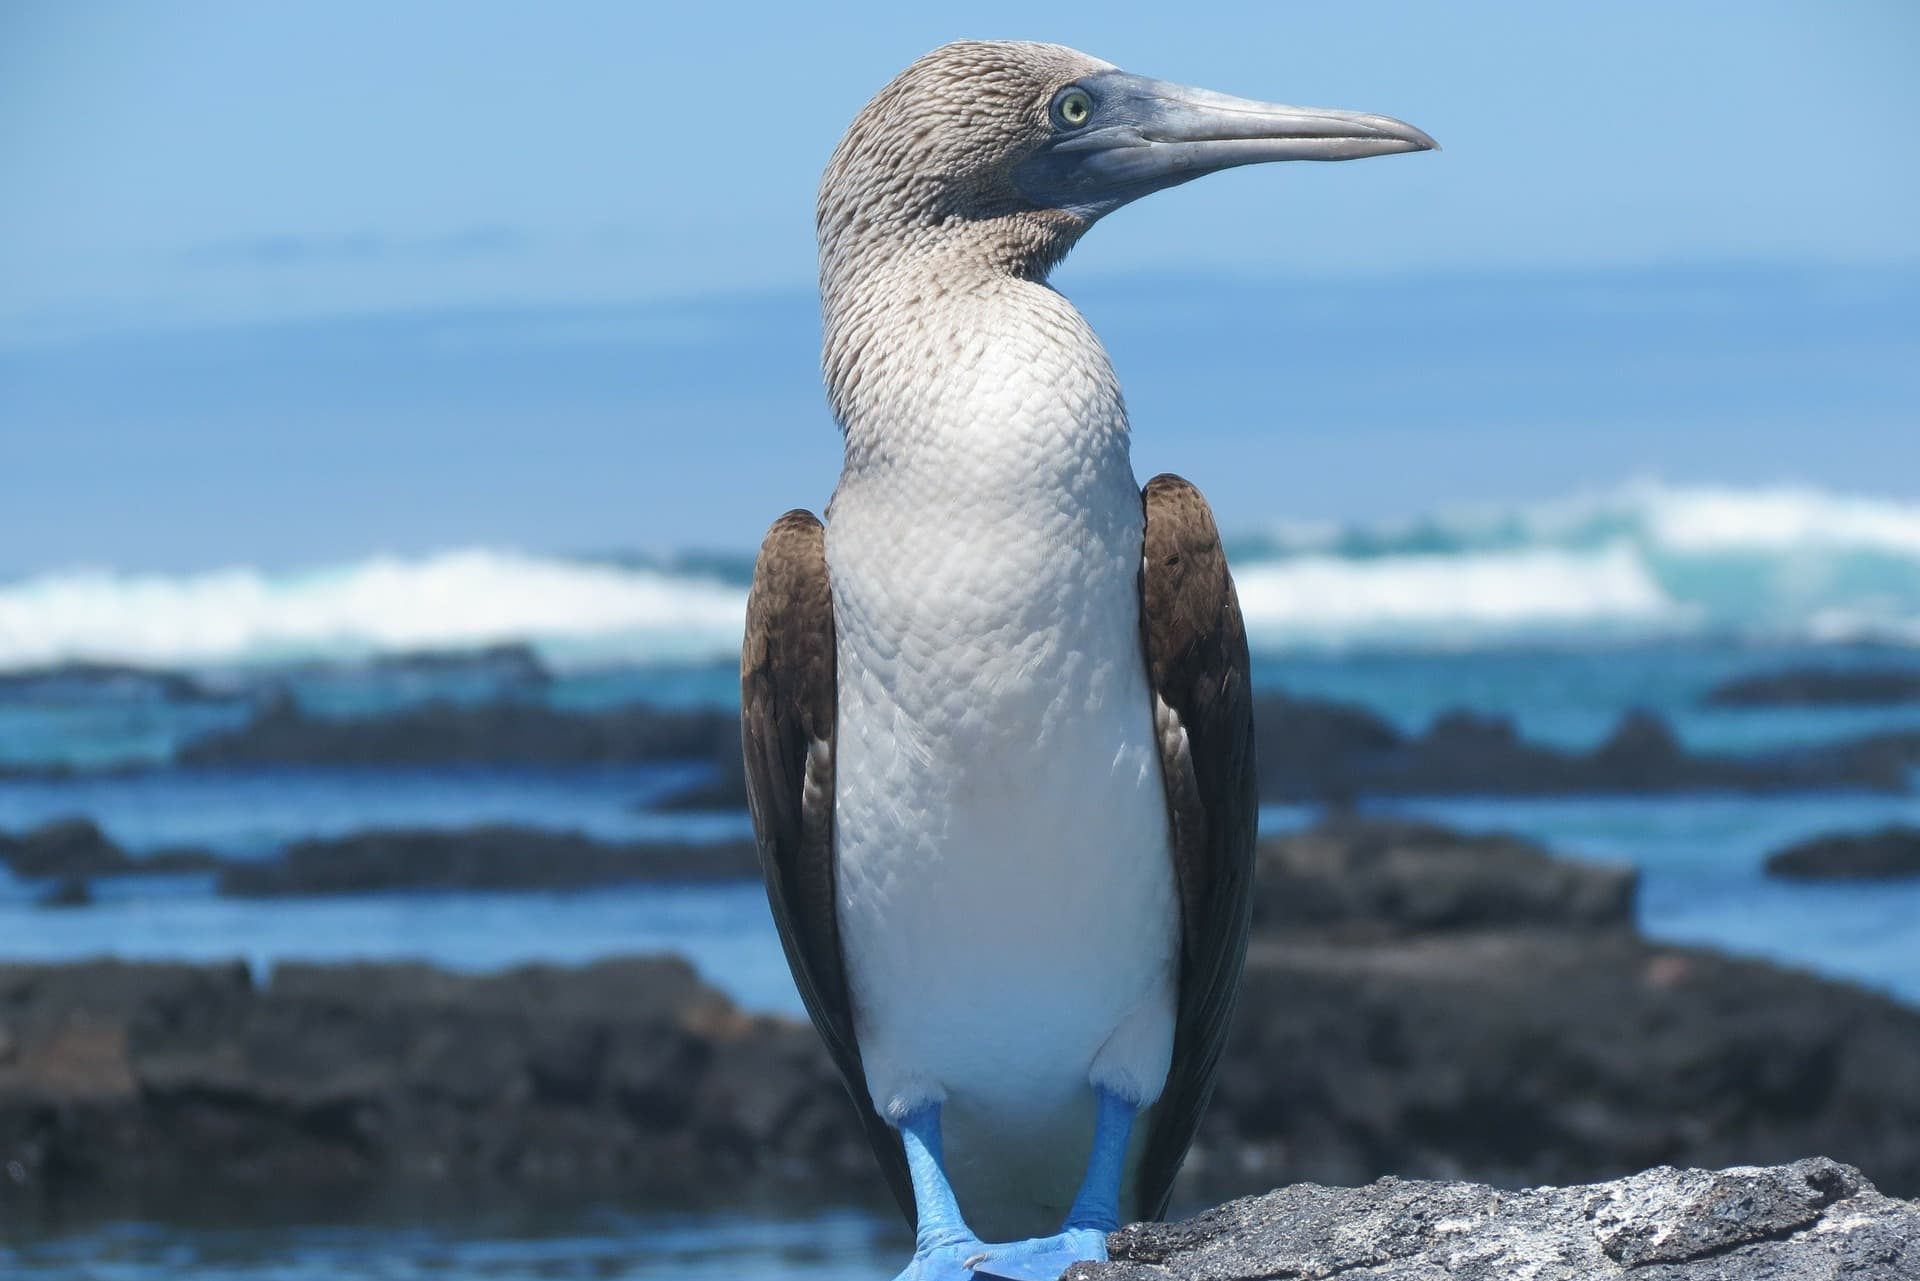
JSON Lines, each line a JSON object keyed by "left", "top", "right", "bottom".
{"left": 3, "top": 480, "right": 1920, "bottom": 1278}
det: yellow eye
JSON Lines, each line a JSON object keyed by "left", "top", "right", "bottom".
{"left": 1052, "top": 88, "right": 1093, "bottom": 129}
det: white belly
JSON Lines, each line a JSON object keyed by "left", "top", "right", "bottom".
{"left": 826, "top": 475, "right": 1178, "bottom": 1238}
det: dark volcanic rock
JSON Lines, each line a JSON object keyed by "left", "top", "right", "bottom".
{"left": 177, "top": 696, "right": 738, "bottom": 769}
{"left": 1070, "top": 1159, "right": 1918, "bottom": 1280}
{"left": 0, "top": 819, "right": 221, "bottom": 880}
{"left": 0, "top": 957, "right": 877, "bottom": 1200}
{"left": 1253, "top": 818, "right": 1635, "bottom": 936}
{"left": 641, "top": 692, "right": 1907, "bottom": 814}
{"left": 1765, "top": 825, "right": 1920, "bottom": 880}
{"left": 1265, "top": 703, "right": 1908, "bottom": 801}
{"left": 1197, "top": 928, "right": 1920, "bottom": 1198}
{"left": 1707, "top": 664, "right": 1920, "bottom": 707}
{"left": 0, "top": 818, "right": 133, "bottom": 878}
{"left": 8, "top": 820, "right": 1920, "bottom": 1206}
{"left": 217, "top": 826, "right": 759, "bottom": 896}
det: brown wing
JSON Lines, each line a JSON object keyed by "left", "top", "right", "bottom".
{"left": 1132, "top": 474, "right": 1259, "bottom": 1221}
{"left": 740, "top": 509, "right": 913, "bottom": 1223}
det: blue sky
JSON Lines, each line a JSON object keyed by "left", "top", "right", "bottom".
{"left": 2, "top": 1, "right": 1917, "bottom": 572}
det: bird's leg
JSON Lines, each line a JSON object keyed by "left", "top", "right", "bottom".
{"left": 892, "top": 1104, "right": 990, "bottom": 1281}
{"left": 969, "top": 1087, "right": 1135, "bottom": 1281}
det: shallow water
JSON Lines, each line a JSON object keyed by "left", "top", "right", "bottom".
{"left": 1, "top": 1204, "right": 903, "bottom": 1281}
{"left": 3, "top": 639, "right": 1918, "bottom": 1278}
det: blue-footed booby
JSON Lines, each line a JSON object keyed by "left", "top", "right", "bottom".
{"left": 743, "top": 40, "right": 1433, "bottom": 1281}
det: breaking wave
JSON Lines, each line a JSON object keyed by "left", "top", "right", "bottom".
{"left": 4, "top": 482, "right": 1920, "bottom": 669}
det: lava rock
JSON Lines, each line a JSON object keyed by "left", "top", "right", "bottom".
{"left": 1069, "top": 1159, "right": 1917, "bottom": 1280}
{"left": 1196, "top": 929, "right": 1920, "bottom": 1199}
{"left": 177, "top": 696, "right": 739, "bottom": 769}
{"left": 1765, "top": 825, "right": 1920, "bottom": 880}
{"left": 0, "top": 819, "right": 222, "bottom": 880}
{"left": 0, "top": 818, "right": 132, "bottom": 878}
{"left": 1253, "top": 818, "right": 1636, "bottom": 936}
{"left": 216, "top": 826, "right": 760, "bottom": 896}
{"left": 0, "top": 957, "right": 876, "bottom": 1200}
{"left": 1706, "top": 665, "right": 1920, "bottom": 707}
{"left": 7, "top": 820, "right": 1920, "bottom": 1208}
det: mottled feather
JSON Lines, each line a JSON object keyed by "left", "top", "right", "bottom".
{"left": 1134, "top": 473, "right": 1258, "bottom": 1219}
{"left": 740, "top": 509, "right": 914, "bottom": 1221}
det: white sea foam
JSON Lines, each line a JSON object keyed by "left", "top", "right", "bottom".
{"left": 1234, "top": 543, "right": 1679, "bottom": 644}
{"left": 3, "top": 482, "right": 1919, "bottom": 669}
{"left": 0, "top": 550, "right": 748, "bottom": 670}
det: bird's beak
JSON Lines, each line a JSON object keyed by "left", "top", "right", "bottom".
{"left": 1016, "top": 70, "right": 1436, "bottom": 218}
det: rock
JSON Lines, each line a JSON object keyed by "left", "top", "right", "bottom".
{"left": 1765, "top": 825, "right": 1920, "bottom": 880}
{"left": 640, "top": 693, "right": 1906, "bottom": 814}
{"left": 1706, "top": 664, "right": 1920, "bottom": 706}
{"left": 37, "top": 878, "right": 93, "bottom": 909}
{"left": 1197, "top": 929, "right": 1920, "bottom": 1199}
{"left": 7, "top": 820, "right": 1920, "bottom": 1207}
{"left": 0, "top": 818, "right": 132, "bottom": 878}
{"left": 0, "top": 957, "right": 877, "bottom": 1200}
{"left": 216, "top": 826, "right": 759, "bottom": 895}
{"left": 1247, "top": 693, "right": 1405, "bottom": 806}
{"left": 1068, "top": 1159, "right": 1917, "bottom": 1280}
{"left": 0, "top": 820, "right": 222, "bottom": 880}
{"left": 1253, "top": 818, "right": 1636, "bottom": 936}
{"left": 177, "top": 696, "right": 739, "bottom": 769}
{"left": 1249, "top": 698, "right": 1907, "bottom": 805}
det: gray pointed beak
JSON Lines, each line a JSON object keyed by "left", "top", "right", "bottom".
{"left": 1015, "top": 70, "right": 1436, "bottom": 218}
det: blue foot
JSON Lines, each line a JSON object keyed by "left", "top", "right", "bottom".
{"left": 967, "top": 1227, "right": 1110, "bottom": 1280}
{"left": 891, "top": 1233, "right": 996, "bottom": 1281}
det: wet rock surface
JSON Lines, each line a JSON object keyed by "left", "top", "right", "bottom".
{"left": 176, "top": 695, "right": 739, "bottom": 770}
{"left": 0, "top": 818, "right": 757, "bottom": 895}
{"left": 217, "top": 825, "right": 759, "bottom": 895}
{"left": 1069, "top": 1159, "right": 1918, "bottom": 1280}
{"left": 1253, "top": 701, "right": 1909, "bottom": 801}
{"left": 1705, "top": 664, "right": 1920, "bottom": 706}
{"left": 1765, "top": 824, "right": 1920, "bottom": 880}
{"left": 0, "top": 818, "right": 224, "bottom": 881}
{"left": 0, "top": 957, "right": 874, "bottom": 1201}
{"left": 1251, "top": 818, "right": 1635, "bottom": 935}
{"left": 4, "top": 819, "right": 1919, "bottom": 1208}
{"left": 167, "top": 690, "right": 1912, "bottom": 812}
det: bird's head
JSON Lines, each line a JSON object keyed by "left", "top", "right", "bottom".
{"left": 819, "top": 40, "right": 1435, "bottom": 280}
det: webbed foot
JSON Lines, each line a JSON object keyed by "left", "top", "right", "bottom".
{"left": 891, "top": 1230, "right": 994, "bottom": 1281}
{"left": 967, "top": 1226, "right": 1110, "bottom": 1280}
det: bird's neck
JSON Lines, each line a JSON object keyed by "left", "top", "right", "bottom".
{"left": 820, "top": 217, "right": 1128, "bottom": 495}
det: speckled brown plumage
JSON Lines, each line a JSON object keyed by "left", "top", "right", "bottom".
{"left": 740, "top": 509, "right": 913, "bottom": 1218}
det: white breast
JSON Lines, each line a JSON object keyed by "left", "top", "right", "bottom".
{"left": 825, "top": 276, "right": 1178, "bottom": 1239}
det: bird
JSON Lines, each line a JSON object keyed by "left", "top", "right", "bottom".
{"left": 742, "top": 40, "right": 1434, "bottom": 1281}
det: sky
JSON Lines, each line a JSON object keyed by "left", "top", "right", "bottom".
{"left": 2, "top": 1, "right": 1918, "bottom": 573}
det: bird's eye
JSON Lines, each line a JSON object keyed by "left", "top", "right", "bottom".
{"left": 1051, "top": 87, "right": 1093, "bottom": 130}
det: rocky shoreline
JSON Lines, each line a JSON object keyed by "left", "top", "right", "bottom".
{"left": 169, "top": 692, "right": 1913, "bottom": 807}
{"left": 0, "top": 818, "right": 758, "bottom": 900}
{"left": 1704, "top": 662, "right": 1920, "bottom": 706}
{"left": 1071, "top": 1159, "right": 1919, "bottom": 1280}
{"left": 1765, "top": 824, "right": 1920, "bottom": 880}
{"left": 4, "top": 818, "right": 1917, "bottom": 1212}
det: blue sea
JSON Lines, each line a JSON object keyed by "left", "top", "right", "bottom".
{"left": 4, "top": 481, "right": 1920, "bottom": 1278}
